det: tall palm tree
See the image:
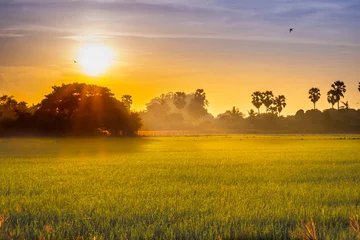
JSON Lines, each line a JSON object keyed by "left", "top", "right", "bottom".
{"left": 262, "top": 91, "right": 274, "bottom": 112}
{"left": 327, "top": 90, "right": 339, "bottom": 109}
{"left": 274, "top": 95, "right": 286, "bottom": 116}
{"left": 173, "top": 92, "right": 186, "bottom": 110}
{"left": 251, "top": 91, "right": 263, "bottom": 113}
{"left": 308, "top": 88, "right": 321, "bottom": 110}
{"left": 330, "top": 81, "right": 346, "bottom": 110}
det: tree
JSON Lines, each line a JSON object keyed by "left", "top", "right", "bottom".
{"left": 173, "top": 92, "right": 186, "bottom": 109}
{"left": 330, "top": 81, "right": 346, "bottom": 110}
{"left": 358, "top": 82, "right": 360, "bottom": 92}
{"left": 274, "top": 95, "right": 286, "bottom": 116}
{"left": 193, "top": 89, "right": 209, "bottom": 107}
{"left": 188, "top": 89, "right": 209, "bottom": 121}
{"left": 327, "top": 90, "right": 339, "bottom": 109}
{"left": 251, "top": 91, "right": 263, "bottom": 113}
{"left": 308, "top": 88, "right": 321, "bottom": 110}
{"left": 262, "top": 91, "right": 274, "bottom": 112}
{"left": 121, "top": 95, "right": 132, "bottom": 110}
{"left": 35, "top": 83, "right": 141, "bottom": 136}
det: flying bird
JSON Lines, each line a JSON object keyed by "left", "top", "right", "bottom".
{"left": 74, "top": 60, "right": 78, "bottom": 64}
{"left": 289, "top": 28, "right": 294, "bottom": 33}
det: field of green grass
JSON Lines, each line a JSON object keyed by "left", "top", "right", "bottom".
{"left": 0, "top": 135, "right": 360, "bottom": 239}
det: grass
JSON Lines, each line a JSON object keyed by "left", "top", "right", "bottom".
{"left": 0, "top": 135, "right": 359, "bottom": 239}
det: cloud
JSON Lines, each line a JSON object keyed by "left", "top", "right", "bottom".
{"left": 0, "top": 0, "right": 359, "bottom": 47}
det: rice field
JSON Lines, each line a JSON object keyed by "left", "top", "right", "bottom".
{"left": 0, "top": 135, "right": 360, "bottom": 239}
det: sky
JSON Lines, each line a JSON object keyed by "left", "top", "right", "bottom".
{"left": 0, "top": 0, "right": 360, "bottom": 115}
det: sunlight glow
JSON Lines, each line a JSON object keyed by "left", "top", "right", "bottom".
{"left": 77, "top": 44, "right": 115, "bottom": 76}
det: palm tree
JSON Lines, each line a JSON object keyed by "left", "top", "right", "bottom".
{"left": 274, "top": 95, "right": 286, "bottom": 116}
{"left": 327, "top": 90, "right": 339, "bottom": 109}
{"left": 121, "top": 95, "right": 132, "bottom": 110}
{"left": 262, "top": 91, "right": 274, "bottom": 112}
{"left": 251, "top": 91, "right": 263, "bottom": 113}
{"left": 173, "top": 92, "right": 186, "bottom": 110}
{"left": 308, "top": 88, "right": 321, "bottom": 110}
{"left": 330, "top": 81, "right": 346, "bottom": 110}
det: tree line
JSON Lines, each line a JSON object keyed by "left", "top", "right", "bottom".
{"left": 1, "top": 81, "right": 360, "bottom": 136}
{"left": 0, "top": 83, "right": 141, "bottom": 136}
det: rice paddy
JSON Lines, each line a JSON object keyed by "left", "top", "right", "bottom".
{"left": 0, "top": 135, "right": 359, "bottom": 239}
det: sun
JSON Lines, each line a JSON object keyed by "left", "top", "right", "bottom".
{"left": 77, "top": 44, "right": 115, "bottom": 76}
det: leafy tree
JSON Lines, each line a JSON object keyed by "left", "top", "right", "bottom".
{"left": 262, "top": 91, "right": 274, "bottom": 112}
{"left": 35, "top": 83, "right": 141, "bottom": 136}
{"left": 173, "top": 92, "right": 187, "bottom": 109}
{"left": 327, "top": 90, "right": 339, "bottom": 109}
{"left": 193, "top": 89, "right": 209, "bottom": 107}
{"left": 188, "top": 89, "right": 209, "bottom": 121}
{"left": 121, "top": 95, "right": 133, "bottom": 110}
{"left": 274, "top": 95, "right": 286, "bottom": 116}
{"left": 251, "top": 91, "right": 263, "bottom": 113}
{"left": 308, "top": 88, "right": 321, "bottom": 110}
{"left": 330, "top": 81, "right": 346, "bottom": 110}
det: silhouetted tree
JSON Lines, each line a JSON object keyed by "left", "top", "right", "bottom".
{"left": 35, "top": 83, "right": 141, "bottom": 136}
{"left": 327, "top": 90, "right": 339, "bottom": 109}
{"left": 274, "top": 95, "right": 286, "bottom": 116}
{"left": 173, "top": 92, "right": 187, "bottom": 109}
{"left": 358, "top": 82, "right": 360, "bottom": 92}
{"left": 331, "top": 81, "right": 346, "bottom": 110}
{"left": 121, "top": 95, "right": 133, "bottom": 110}
{"left": 262, "top": 91, "right": 274, "bottom": 112}
{"left": 193, "top": 89, "right": 209, "bottom": 107}
{"left": 251, "top": 91, "right": 263, "bottom": 113}
{"left": 188, "top": 89, "right": 209, "bottom": 121}
{"left": 308, "top": 88, "right": 321, "bottom": 110}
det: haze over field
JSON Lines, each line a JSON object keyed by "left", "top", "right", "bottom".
{"left": 1, "top": 0, "right": 360, "bottom": 115}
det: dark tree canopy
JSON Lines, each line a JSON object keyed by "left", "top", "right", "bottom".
{"left": 262, "top": 91, "right": 274, "bottom": 112}
{"left": 251, "top": 91, "right": 263, "bottom": 113}
{"left": 0, "top": 83, "right": 142, "bottom": 136}
{"left": 330, "top": 81, "right": 346, "bottom": 110}
{"left": 173, "top": 92, "right": 187, "bottom": 110}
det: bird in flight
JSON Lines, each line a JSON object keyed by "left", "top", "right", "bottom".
{"left": 74, "top": 60, "right": 78, "bottom": 64}
{"left": 289, "top": 28, "right": 294, "bottom": 33}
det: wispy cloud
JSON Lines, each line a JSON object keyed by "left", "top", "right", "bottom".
{"left": 0, "top": 0, "right": 359, "bottom": 47}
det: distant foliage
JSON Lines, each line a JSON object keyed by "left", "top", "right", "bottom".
{"left": 0, "top": 83, "right": 142, "bottom": 136}
{"left": 141, "top": 89, "right": 212, "bottom": 130}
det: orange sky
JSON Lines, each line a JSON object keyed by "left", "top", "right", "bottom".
{"left": 0, "top": 1, "right": 360, "bottom": 116}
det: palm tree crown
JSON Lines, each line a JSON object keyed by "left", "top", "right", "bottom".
{"left": 251, "top": 91, "right": 263, "bottom": 113}
{"left": 274, "top": 95, "right": 286, "bottom": 116}
{"left": 330, "top": 81, "right": 346, "bottom": 110}
{"left": 308, "top": 88, "right": 321, "bottom": 110}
